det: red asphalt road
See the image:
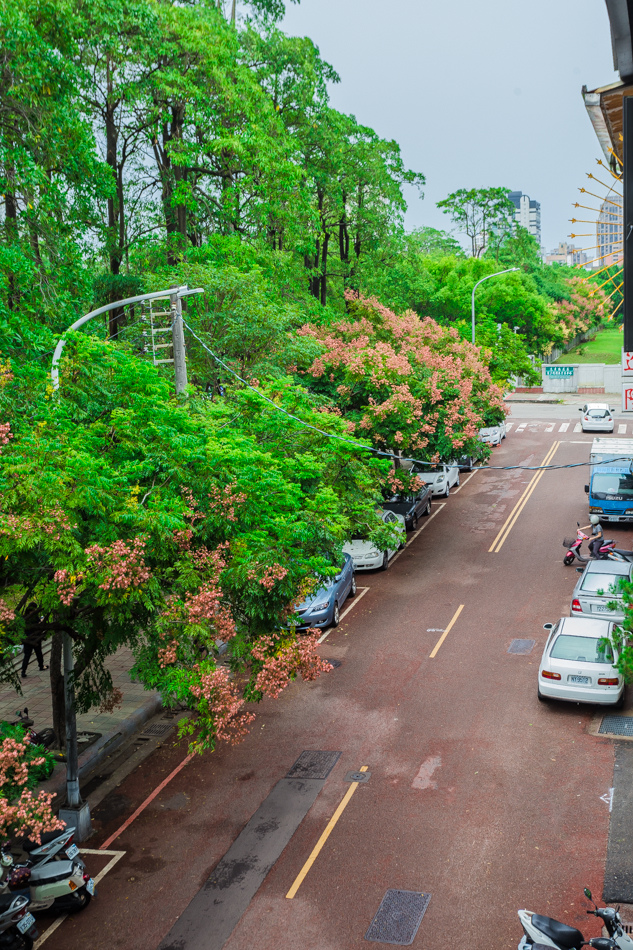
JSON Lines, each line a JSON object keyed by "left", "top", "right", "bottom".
{"left": 42, "top": 423, "right": 624, "bottom": 950}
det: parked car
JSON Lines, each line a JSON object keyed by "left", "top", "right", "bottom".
{"left": 343, "top": 509, "right": 406, "bottom": 571}
{"left": 413, "top": 462, "right": 460, "bottom": 497}
{"left": 538, "top": 616, "right": 623, "bottom": 706}
{"left": 479, "top": 421, "right": 507, "bottom": 446}
{"left": 570, "top": 559, "right": 631, "bottom": 622}
{"left": 293, "top": 552, "right": 356, "bottom": 630}
{"left": 579, "top": 403, "right": 614, "bottom": 433}
{"left": 455, "top": 453, "right": 483, "bottom": 472}
{"left": 382, "top": 484, "right": 432, "bottom": 531}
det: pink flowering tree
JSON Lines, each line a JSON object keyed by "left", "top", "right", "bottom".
{"left": 0, "top": 335, "right": 383, "bottom": 754}
{"left": 0, "top": 732, "right": 62, "bottom": 842}
{"left": 296, "top": 292, "right": 506, "bottom": 465}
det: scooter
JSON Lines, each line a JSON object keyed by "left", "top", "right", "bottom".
{"left": 16, "top": 826, "right": 81, "bottom": 869}
{"left": 518, "top": 886, "right": 633, "bottom": 949}
{"left": 0, "top": 844, "right": 94, "bottom": 915}
{"left": 0, "top": 892, "right": 38, "bottom": 950}
{"left": 563, "top": 526, "right": 618, "bottom": 565}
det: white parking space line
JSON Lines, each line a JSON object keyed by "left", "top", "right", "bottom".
{"left": 619, "top": 424, "right": 627, "bottom": 433}
{"left": 34, "top": 850, "right": 126, "bottom": 948}
{"left": 318, "top": 587, "right": 370, "bottom": 643}
{"left": 505, "top": 422, "right": 513, "bottom": 432}
{"left": 558, "top": 423, "right": 569, "bottom": 432}
{"left": 574, "top": 423, "right": 581, "bottom": 432}
{"left": 452, "top": 470, "right": 477, "bottom": 494}
{"left": 516, "top": 423, "right": 527, "bottom": 432}
{"left": 545, "top": 423, "right": 554, "bottom": 432}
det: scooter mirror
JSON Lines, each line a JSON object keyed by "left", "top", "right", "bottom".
{"left": 584, "top": 887, "right": 593, "bottom": 900}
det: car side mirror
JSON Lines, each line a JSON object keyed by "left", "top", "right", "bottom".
{"left": 334, "top": 574, "right": 342, "bottom": 582}
{"left": 584, "top": 485, "right": 589, "bottom": 493}
{"left": 543, "top": 623, "right": 554, "bottom": 631}
{"left": 576, "top": 567, "right": 584, "bottom": 573}
{"left": 578, "top": 407, "right": 583, "bottom": 411}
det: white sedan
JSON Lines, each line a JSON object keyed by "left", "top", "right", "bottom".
{"left": 579, "top": 403, "right": 614, "bottom": 432}
{"left": 538, "top": 616, "right": 623, "bottom": 706}
{"left": 416, "top": 462, "right": 460, "bottom": 497}
{"left": 343, "top": 510, "right": 406, "bottom": 571}
{"left": 479, "top": 421, "right": 507, "bottom": 446}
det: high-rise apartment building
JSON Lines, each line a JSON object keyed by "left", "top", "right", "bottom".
{"left": 544, "top": 242, "right": 588, "bottom": 267}
{"left": 509, "top": 191, "right": 542, "bottom": 247}
{"left": 596, "top": 194, "right": 622, "bottom": 267}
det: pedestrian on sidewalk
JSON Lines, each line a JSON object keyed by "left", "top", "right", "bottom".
{"left": 21, "top": 631, "right": 47, "bottom": 679}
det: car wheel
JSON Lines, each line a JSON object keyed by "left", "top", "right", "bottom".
{"left": 455, "top": 472, "right": 460, "bottom": 487}
{"left": 350, "top": 575, "right": 357, "bottom": 597}
{"left": 331, "top": 601, "right": 340, "bottom": 627}
{"left": 614, "top": 690, "right": 625, "bottom": 710}
{"left": 412, "top": 514, "right": 419, "bottom": 530}
{"left": 424, "top": 499, "right": 431, "bottom": 516}
{"left": 563, "top": 554, "right": 575, "bottom": 566}
{"left": 537, "top": 687, "right": 550, "bottom": 703}
{"left": 444, "top": 483, "right": 450, "bottom": 497}
{"left": 379, "top": 551, "right": 389, "bottom": 571}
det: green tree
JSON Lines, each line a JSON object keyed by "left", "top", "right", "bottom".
{"left": 437, "top": 187, "right": 514, "bottom": 258}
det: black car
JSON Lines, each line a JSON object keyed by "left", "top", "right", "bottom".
{"left": 293, "top": 553, "right": 356, "bottom": 630}
{"left": 382, "top": 485, "right": 432, "bottom": 531}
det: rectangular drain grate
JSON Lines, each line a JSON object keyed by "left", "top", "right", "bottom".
{"left": 286, "top": 750, "right": 341, "bottom": 780}
{"left": 142, "top": 722, "right": 172, "bottom": 737}
{"left": 599, "top": 716, "right": 633, "bottom": 737}
{"left": 508, "top": 639, "right": 535, "bottom": 655}
{"left": 365, "top": 890, "right": 431, "bottom": 945}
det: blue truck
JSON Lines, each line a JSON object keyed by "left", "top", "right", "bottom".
{"left": 585, "top": 437, "right": 633, "bottom": 523}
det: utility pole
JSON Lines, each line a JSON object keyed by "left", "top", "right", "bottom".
{"left": 624, "top": 96, "right": 633, "bottom": 353}
{"left": 170, "top": 288, "right": 188, "bottom": 395}
{"left": 58, "top": 632, "right": 91, "bottom": 840}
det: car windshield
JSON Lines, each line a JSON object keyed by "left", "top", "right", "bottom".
{"left": 591, "top": 473, "right": 633, "bottom": 500}
{"left": 479, "top": 428, "right": 495, "bottom": 435}
{"left": 580, "top": 573, "right": 626, "bottom": 595}
{"left": 550, "top": 634, "right": 614, "bottom": 664}
{"left": 386, "top": 494, "right": 413, "bottom": 503}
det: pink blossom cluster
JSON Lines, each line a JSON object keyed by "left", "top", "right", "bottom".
{"left": 0, "top": 599, "right": 15, "bottom": 624}
{"left": 86, "top": 536, "right": 150, "bottom": 592}
{"left": 247, "top": 563, "right": 288, "bottom": 591}
{"left": 185, "top": 582, "right": 221, "bottom": 623}
{"left": 158, "top": 642, "right": 178, "bottom": 668}
{"left": 53, "top": 569, "right": 80, "bottom": 606}
{"left": 0, "top": 789, "right": 64, "bottom": 844}
{"left": 172, "top": 528, "right": 193, "bottom": 551}
{"left": 208, "top": 482, "right": 246, "bottom": 523}
{"left": 0, "top": 423, "right": 11, "bottom": 449}
{"left": 41, "top": 506, "right": 73, "bottom": 536}
{"left": 189, "top": 668, "right": 255, "bottom": 745}
{"left": 251, "top": 631, "right": 332, "bottom": 700}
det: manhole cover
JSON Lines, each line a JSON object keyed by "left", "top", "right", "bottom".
{"left": 365, "top": 889, "right": 431, "bottom": 945}
{"left": 599, "top": 715, "right": 633, "bottom": 737}
{"left": 142, "top": 722, "right": 172, "bottom": 737}
{"left": 286, "top": 751, "right": 341, "bottom": 780}
{"left": 508, "top": 639, "right": 535, "bottom": 655}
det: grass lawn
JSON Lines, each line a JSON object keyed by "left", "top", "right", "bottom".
{"left": 554, "top": 325, "right": 623, "bottom": 364}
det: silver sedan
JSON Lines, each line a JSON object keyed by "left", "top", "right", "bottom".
{"left": 570, "top": 559, "right": 631, "bottom": 623}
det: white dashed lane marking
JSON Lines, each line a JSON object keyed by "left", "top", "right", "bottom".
{"left": 619, "top": 424, "right": 627, "bottom": 433}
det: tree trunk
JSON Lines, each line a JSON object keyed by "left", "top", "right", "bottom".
{"left": 320, "top": 230, "right": 329, "bottom": 306}
{"left": 50, "top": 631, "right": 65, "bottom": 749}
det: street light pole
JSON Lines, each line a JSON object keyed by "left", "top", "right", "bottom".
{"left": 471, "top": 267, "right": 520, "bottom": 345}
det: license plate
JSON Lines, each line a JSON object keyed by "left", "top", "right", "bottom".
{"left": 86, "top": 878, "right": 95, "bottom": 896}
{"left": 65, "top": 843, "right": 79, "bottom": 859}
{"left": 570, "top": 675, "right": 590, "bottom": 684}
{"left": 594, "top": 605, "right": 611, "bottom": 612}
{"left": 17, "top": 913, "right": 35, "bottom": 934}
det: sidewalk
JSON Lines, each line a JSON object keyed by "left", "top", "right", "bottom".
{"left": 0, "top": 646, "right": 161, "bottom": 792}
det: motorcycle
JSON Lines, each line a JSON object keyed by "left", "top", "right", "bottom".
{"left": 0, "top": 892, "right": 38, "bottom": 950}
{"left": 518, "top": 886, "right": 633, "bottom": 949}
{"left": 563, "top": 526, "right": 618, "bottom": 565}
{"left": 0, "top": 844, "right": 94, "bottom": 915}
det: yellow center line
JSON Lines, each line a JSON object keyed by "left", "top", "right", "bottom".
{"left": 491, "top": 441, "right": 560, "bottom": 554}
{"left": 488, "top": 442, "right": 560, "bottom": 554}
{"left": 429, "top": 604, "right": 464, "bottom": 658}
{"left": 286, "top": 765, "right": 368, "bottom": 899}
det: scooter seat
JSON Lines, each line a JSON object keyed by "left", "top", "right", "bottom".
{"left": 22, "top": 829, "right": 66, "bottom": 852}
{"left": 532, "top": 914, "right": 584, "bottom": 949}
{"left": 0, "top": 893, "right": 21, "bottom": 912}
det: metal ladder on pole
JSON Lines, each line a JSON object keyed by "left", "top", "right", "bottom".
{"left": 148, "top": 296, "right": 174, "bottom": 366}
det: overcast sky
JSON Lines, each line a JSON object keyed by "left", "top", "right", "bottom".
{"left": 278, "top": 0, "right": 619, "bottom": 254}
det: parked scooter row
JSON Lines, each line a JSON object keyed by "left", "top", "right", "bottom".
{"left": 518, "top": 887, "right": 632, "bottom": 949}
{"left": 563, "top": 524, "right": 633, "bottom": 565}
{"left": 0, "top": 839, "right": 94, "bottom": 917}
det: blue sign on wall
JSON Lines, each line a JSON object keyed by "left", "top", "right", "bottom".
{"left": 544, "top": 365, "right": 574, "bottom": 378}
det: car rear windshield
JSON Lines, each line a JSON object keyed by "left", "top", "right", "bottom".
{"left": 580, "top": 573, "right": 625, "bottom": 595}
{"left": 587, "top": 410, "right": 610, "bottom": 418}
{"left": 591, "top": 473, "right": 633, "bottom": 500}
{"left": 550, "top": 635, "right": 614, "bottom": 663}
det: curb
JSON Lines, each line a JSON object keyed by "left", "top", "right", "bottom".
{"left": 41, "top": 692, "right": 163, "bottom": 800}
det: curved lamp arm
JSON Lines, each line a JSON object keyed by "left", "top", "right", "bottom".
{"left": 471, "top": 267, "right": 520, "bottom": 345}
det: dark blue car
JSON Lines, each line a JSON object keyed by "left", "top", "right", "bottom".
{"left": 293, "top": 553, "right": 356, "bottom": 630}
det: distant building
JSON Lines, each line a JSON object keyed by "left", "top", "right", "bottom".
{"left": 596, "top": 194, "right": 622, "bottom": 267}
{"left": 544, "top": 242, "right": 588, "bottom": 267}
{"left": 509, "top": 191, "right": 542, "bottom": 246}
